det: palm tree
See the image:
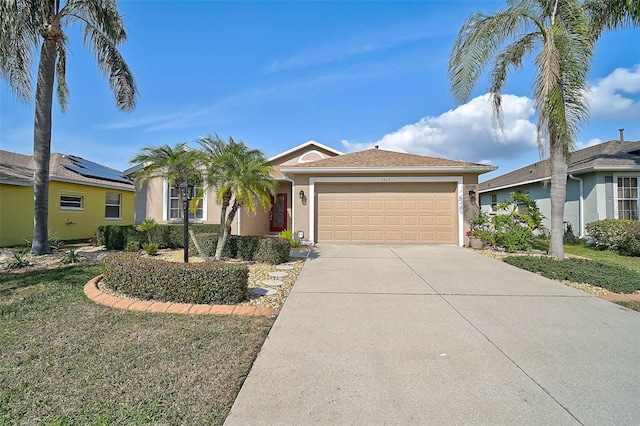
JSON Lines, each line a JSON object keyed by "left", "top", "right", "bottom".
{"left": 1, "top": 0, "right": 137, "bottom": 254}
{"left": 585, "top": 0, "right": 640, "bottom": 37}
{"left": 198, "top": 135, "right": 277, "bottom": 261}
{"left": 130, "top": 143, "right": 203, "bottom": 217}
{"left": 448, "top": 0, "right": 593, "bottom": 259}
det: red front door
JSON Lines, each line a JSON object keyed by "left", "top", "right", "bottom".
{"left": 269, "top": 193, "right": 287, "bottom": 233}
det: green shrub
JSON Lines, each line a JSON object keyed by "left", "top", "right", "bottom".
{"left": 125, "top": 240, "right": 141, "bottom": 252}
{"left": 254, "top": 238, "right": 290, "bottom": 265}
{"left": 143, "top": 242, "right": 159, "bottom": 255}
{"left": 586, "top": 219, "right": 640, "bottom": 257}
{"left": 6, "top": 249, "right": 31, "bottom": 269}
{"left": 586, "top": 219, "right": 633, "bottom": 251}
{"left": 235, "top": 236, "right": 262, "bottom": 260}
{"left": 102, "top": 253, "right": 248, "bottom": 304}
{"left": 60, "top": 249, "right": 80, "bottom": 264}
{"left": 290, "top": 239, "right": 301, "bottom": 248}
{"left": 277, "top": 229, "right": 293, "bottom": 241}
{"left": 503, "top": 255, "right": 640, "bottom": 294}
{"left": 97, "top": 224, "right": 221, "bottom": 250}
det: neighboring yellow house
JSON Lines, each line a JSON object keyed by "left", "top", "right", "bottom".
{"left": 0, "top": 150, "right": 135, "bottom": 247}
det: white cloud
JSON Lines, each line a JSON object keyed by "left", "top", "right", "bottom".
{"left": 342, "top": 94, "right": 538, "bottom": 164}
{"left": 587, "top": 65, "right": 640, "bottom": 119}
{"left": 574, "top": 138, "right": 603, "bottom": 150}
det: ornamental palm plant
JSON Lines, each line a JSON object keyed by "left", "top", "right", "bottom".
{"left": 1, "top": 0, "right": 137, "bottom": 254}
{"left": 130, "top": 143, "right": 203, "bottom": 218}
{"left": 584, "top": 0, "right": 640, "bottom": 37}
{"left": 198, "top": 135, "right": 277, "bottom": 261}
{"left": 448, "top": 0, "right": 593, "bottom": 259}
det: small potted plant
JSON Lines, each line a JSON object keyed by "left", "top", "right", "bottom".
{"left": 466, "top": 229, "right": 484, "bottom": 249}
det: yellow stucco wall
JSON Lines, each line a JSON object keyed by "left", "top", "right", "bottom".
{"left": 0, "top": 184, "right": 34, "bottom": 247}
{"left": 0, "top": 181, "right": 134, "bottom": 247}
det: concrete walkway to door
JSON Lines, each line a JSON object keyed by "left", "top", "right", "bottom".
{"left": 225, "top": 244, "right": 640, "bottom": 425}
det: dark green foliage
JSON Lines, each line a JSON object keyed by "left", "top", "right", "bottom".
{"left": 586, "top": 219, "right": 640, "bottom": 256}
{"left": 143, "top": 242, "right": 159, "bottom": 255}
{"left": 503, "top": 255, "right": 640, "bottom": 294}
{"left": 97, "top": 224, "right": 221, "bottom": 250}
{"left": 254, "top": 238, "right": 291, "bottom": 265}
{"left": 125, "top": 240, "right": 140, "bottom": 252}
{"left": 189, "top": 233, "right": 234, "bottom": 258}
{"left": 235, "top": 236, "right": 262, "bottom": 260}
{"left": 102, "top": 253, "right": 248, "bottom": 304}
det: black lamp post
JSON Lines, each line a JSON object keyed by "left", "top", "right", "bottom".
{"left": 179, "top": 181, "right": 194, "bottom": 263}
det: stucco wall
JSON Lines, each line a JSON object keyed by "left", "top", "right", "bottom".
{"left": 0, "top": 184, "right": 34, "bottom": 247}
{"left": 1, "top": 181, "right": 134, "bottom": 247}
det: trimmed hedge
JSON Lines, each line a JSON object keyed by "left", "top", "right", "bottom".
{"left": 190, "top": 234, "right": 290, "bottom": 264}
{"left": 503, "top": 255, "right": 640, "bottom": 294}
{"left": 97, "top": 224, "right": 221, "bottom": 250}
{"left": 254, "top": 238, "right": 291, "bottom": 264}
{"left": 102, "top": 252, "right": 248, "bottom": 304}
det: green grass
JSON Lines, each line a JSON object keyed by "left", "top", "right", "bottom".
{"left": 0, "top": 265, "right": 273, "bottom": 425}
{"left": 563, "top": 243, "right": 640, "bottom": 273}
{"left": 503, "top": 255, "right": 640, "bottom": 294}
{"left": 616, "top": 301, "right": 640, "bottom": 312}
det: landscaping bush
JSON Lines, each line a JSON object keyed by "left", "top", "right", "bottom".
{"left": 189, "top": 233, "right": 234, "bottom": 258}
{"left": 125, "top": 240, "right": 140, "bottom": 252}
{"left": 503, "top": 255, "right": 640, "bottom": 294}
{"left": 235, "top": 236, "right": 262, "bottom": 260}
{"left": 97, "top": 224, "right": 221, "bottom": 250}
{"left": 254, "top": 237, "right": 291, "bottom": 265}
{"left": 586, "top": 219, "right": 640, "bottom": 256}
{"left": 102, "top": 253, "right": 248, "bottom": 304}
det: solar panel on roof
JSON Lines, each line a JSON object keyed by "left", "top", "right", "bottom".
{"left": 63, "top": 155, "right": 132, "bottom": 184}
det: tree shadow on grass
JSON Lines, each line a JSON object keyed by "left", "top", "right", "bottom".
{"left": 0, "top": 265, "right": 101, "bottom": 296}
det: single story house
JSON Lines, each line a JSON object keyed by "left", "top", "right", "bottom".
{"left": 126, "top": 140, "right": 496, "bottom": 246}
{"left": 0, "top": 150, "right": 135, "bottom": 247}
{"left": 478, "top": 139, "right": 640, "bottom": 237}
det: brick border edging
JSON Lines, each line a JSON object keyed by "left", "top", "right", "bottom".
{"left": 84, "top": 275, "right": 279, "bottom": 317}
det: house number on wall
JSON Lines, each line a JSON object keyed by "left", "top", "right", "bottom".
{"left": 380, "top": 177, "right": 392, "bottom": 182}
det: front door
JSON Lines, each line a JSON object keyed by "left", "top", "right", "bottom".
{"left": 269, "top": 193, "right": 287, "bottom": 233}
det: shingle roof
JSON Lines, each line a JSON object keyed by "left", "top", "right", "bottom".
{"left": 479, "top": 140, "right": 640, "bottom": 191}
{"left": 281, "top": 148, "right": 492, "bottom": 170}
{"left": 0, "top": 150, "right": 134, "bottom": 191}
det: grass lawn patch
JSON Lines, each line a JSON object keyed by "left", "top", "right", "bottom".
{"left": 616, "top": 301, "right": 640, "bottom": 312}
{"left": 564, "top": 243, "right": 640, "bottom": 273}
{"left": 503, "top": 256, "right": 640, "bottom": 294}
{"left": 0, "top": 265, "right": 273, "bottom": 425}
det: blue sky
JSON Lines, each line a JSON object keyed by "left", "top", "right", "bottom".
{"left": 1, "top": 0, "right": 639, "bottom": 182}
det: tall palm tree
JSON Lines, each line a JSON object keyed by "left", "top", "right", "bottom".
{"left": 198, "top": 135, "right": 277, "bottom": 261}
{"left": 130, "top": 143, "right": 203, "bottom": 217}
{"left": 448, "top": 0, "right": 593, "bottom": 259}
{"left": 1, "top": 0, "right": 137, "bottom": 254}
{"left": 585, "top": 0, "right": 640, "bottom": 37}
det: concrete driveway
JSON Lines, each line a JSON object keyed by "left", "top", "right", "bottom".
{"left": 225, "top": 244, "right": 640, "bottom": 425}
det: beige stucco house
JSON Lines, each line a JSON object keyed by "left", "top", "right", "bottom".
{"left": 125, "top": 140, "right": 496, "bottom": 246}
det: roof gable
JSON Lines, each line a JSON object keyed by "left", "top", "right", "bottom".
{"left": 268, "top": 140, "right": 343, "bottom": 166}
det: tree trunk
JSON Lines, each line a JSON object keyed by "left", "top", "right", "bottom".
{"left": 188, "top": 228, "right": 207, "bottom": 261}
{"left": 214, "top": 192, "right": 231, "bottom": 260}
{"left": 215, "top": 200, "right": 240, "bottom": 261}
{"left": 549, "top": 139, "right": 567, "bottom": 259}
{"left": 31, "top": 39, "right": 57, "bottom": 255}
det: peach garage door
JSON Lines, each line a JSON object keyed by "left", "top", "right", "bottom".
{"left": 316, "top": 183, "right": 458, "bottom": 244}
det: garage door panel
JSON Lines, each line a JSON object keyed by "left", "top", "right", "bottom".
{"left": 317, "top": 183, "right": 458, "bottom": 244}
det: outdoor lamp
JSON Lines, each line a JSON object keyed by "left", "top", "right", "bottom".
{"left": 299, "top": 189, "right": 305, "bottom": 200}
{"left": 468, "top": 189, "right": 476, "bottom": 199}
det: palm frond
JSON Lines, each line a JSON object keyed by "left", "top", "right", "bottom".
{"left": 55, "top": 35, "right": 69, "bottom": 111}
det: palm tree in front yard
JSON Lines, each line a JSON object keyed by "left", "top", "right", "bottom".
{"left": 448, "top": 0, "right": 593, "bottom": 259}
{"left": 198, "top": 135, "right": 277, "bottom": 261}
{"left": 130, "top": 143, "right": 203, "bottom": 218}
{"left": 0, "top": 0, "right": 137, "bottom": 254}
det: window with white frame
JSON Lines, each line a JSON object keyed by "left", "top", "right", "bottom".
{"left": 60, "top": 195, "right": 83, "bottom": 210}
{"left": 105, "top": 192, "right": 121, "bottom": 219}
{"left": 617, "top": 177, "right": 638, "bottom": 220}
{"left": 168, "top": 184, "right": 203, "bottom": 220}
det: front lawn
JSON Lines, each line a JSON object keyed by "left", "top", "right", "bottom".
{"left": 0, "top": 265, "right": 273, "bottom": 425}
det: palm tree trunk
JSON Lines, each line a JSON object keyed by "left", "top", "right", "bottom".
{"left": 31, "top": 39, "right": 57, "bottom": 255}
{"left": 214, "top": 192, "right": 232, "bottom": 260}
{"left": 215, "top": 201, "right": 240, "bottom": 261}
{"left": 549, "top": 140, "right": 567, "bottom": 259}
